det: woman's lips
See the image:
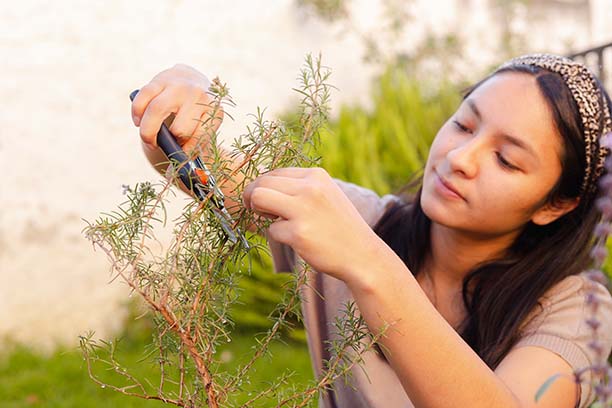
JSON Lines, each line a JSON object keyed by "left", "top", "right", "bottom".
{"left": 434, "top": 172, "right": 466, "bottom": 201}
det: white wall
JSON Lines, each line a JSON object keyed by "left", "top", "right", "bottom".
{"left": 2, "top": 0, "right": 610, "bottom": 351}
{"left": 1, "top": 0, "right": 381, "bottom": 351}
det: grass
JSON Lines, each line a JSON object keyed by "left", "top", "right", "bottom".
{"left": 0, "top": 328, "right": 313, "bottom": 408}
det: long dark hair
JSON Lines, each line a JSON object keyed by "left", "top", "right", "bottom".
{"left": 373, "top": 65, "right": 612, "bottom": 369}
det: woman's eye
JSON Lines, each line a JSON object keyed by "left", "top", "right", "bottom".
{"left": 453, "top": 120, "right": 471, "bottom": 133}
{"left": 496, "top": 152, "right": 519, "bottom": 171}
{"left": 451, "top": 120, "right": 520, "bottom": 171}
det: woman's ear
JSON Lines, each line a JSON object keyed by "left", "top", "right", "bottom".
{"left": 531, "top": 197, "right": 580, "bottom": 226}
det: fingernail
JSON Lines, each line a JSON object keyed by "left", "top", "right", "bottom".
{"left": 133, "top": 116, "right": 140, "bottom": 126}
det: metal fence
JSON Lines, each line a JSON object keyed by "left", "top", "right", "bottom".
{"left": 568, "top": 41, "right": 612, "bottom": 92}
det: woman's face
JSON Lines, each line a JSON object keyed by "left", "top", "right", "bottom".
{"left": 421, "top": 71, "right": 575, "bottom": 239}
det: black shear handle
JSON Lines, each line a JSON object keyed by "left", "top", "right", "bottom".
{"left": 130, "top": 89, "right": 197, "bottom": 191}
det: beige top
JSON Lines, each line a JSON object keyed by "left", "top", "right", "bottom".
{"left": 267, "top": 179, "right": 612, "bottom": 408}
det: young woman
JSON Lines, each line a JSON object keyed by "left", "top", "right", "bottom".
{"left": 131, "top": 54, "right": 612, "bottom": 408}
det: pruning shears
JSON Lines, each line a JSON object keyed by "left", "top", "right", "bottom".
{"left": 130, "top": 89, "right": 250, "bottom": 250}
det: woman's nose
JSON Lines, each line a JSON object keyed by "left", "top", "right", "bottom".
{"left": 446, "top": 136, "right": 482, "bottom": 178}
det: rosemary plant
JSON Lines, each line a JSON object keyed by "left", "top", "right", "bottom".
{"left": 81, "top": 54, "right": 382, "bottom": 408}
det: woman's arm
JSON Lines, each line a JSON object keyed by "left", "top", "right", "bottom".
{"left": 346, "top": 240, "right": 579, "bottom": 408}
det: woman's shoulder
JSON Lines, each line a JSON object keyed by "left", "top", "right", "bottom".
{"left": 539, "top": 273, "right": 612, "bottom": 310}
{"left": 523, "top": 272, "right": 612, "bottom": 334}
{"left": 516, "top": 273, "right": 612, "bottom": 407}
{"left": 333, "top": 178, "right": 402, "bottom": 227}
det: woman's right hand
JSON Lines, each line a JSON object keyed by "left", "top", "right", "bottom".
{"left": 130, "top": 64, "right": 224, "bottom": 155}
{"left": 130, "top": 63, "right": 257, "bottom": 231}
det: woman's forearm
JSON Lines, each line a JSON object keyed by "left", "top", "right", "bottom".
{"left": 345, "top": 238, "right": 522, "bottom": 408}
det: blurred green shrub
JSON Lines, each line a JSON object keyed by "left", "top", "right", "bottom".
{"left": 319, "top": 66, "right": 460, "bottom": 194}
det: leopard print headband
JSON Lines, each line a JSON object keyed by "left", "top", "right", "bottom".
{"left": 497, "top": 54, "right": 612, "bottom": 198}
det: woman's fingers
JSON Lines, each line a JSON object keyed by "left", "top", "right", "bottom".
{"left": 131, "top": 64, "right": 224, "bottom": 151}
{"left": 243, "top": 168, "right": 331, "bottom": 215}
{"left": 248, "top": 187, "right": 297, "bottom": 220}
{"left": 138, "top": 91, "right": 181, "bottom": 147}
{"left": 243, "top": 176, "right": 305, "bottom": 209}
{"left": 167, "top": 94, "right": 208, "bottom": 146}
{"left": 131, "top": 81, "right": 164, "bottom": 127}
{"left": 263, "top": 167, "right": 315, "bottom": 178}
{"left": 266, "top": 219, "right": 293, "bottom": 245}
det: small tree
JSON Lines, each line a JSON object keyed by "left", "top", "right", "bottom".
{"left": 81, "top": 54, "right": 384, "bottom": 408}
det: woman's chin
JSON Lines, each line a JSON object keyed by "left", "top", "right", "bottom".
{"left": 421, "top": 192, "right": 480, "bottom": 234}
{"left": 421, "top": 194, "right": 455, "bottom": 227}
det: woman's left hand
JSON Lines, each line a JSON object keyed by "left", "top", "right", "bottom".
{"left": 242, "top": 167, "right": 382, "bottom": 282}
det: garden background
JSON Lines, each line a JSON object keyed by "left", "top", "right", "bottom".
{"left": 2, "top": 0, "right": 612, "bottom": 406}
